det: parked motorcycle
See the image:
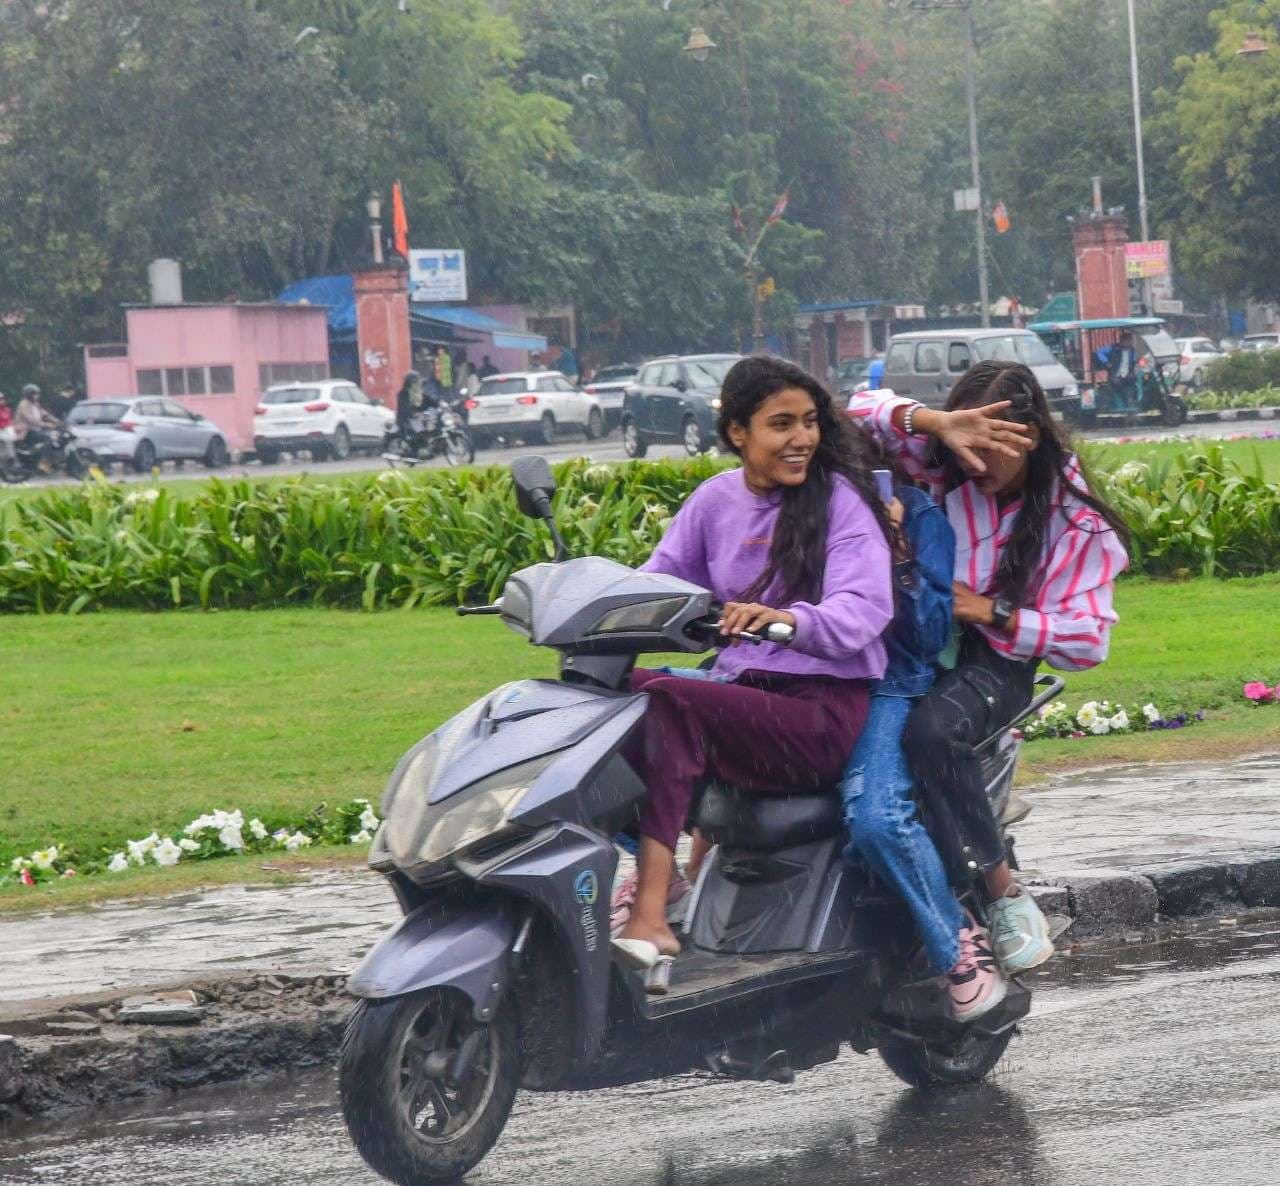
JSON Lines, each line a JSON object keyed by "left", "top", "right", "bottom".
{"left": 383, "top": 403, "right": 475, "bottom": 468}
{"left": 340, "top": 456, "right": 1062, "bottom": 1185}
{"left": 0, "top": 422, "right": 99, "bottom": 484}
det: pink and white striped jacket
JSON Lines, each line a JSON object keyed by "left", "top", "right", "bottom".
{"left": 848, "top": 390, "right": 1130, "bottom": 671}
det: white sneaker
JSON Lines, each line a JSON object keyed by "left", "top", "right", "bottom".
{"left": 988, "top": 889, "right": 1054, "bottom": 973}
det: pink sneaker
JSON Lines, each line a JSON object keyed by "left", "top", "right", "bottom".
{"left": 610, "top": 871, "right": 692, "bottom": 936}
{"left": 946, "top": 924, "right": 1008, "bottom": 1022}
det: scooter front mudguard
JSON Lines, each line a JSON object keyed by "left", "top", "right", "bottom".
{"left": 346, "top": 898, "right": 517, "bottom": 1023}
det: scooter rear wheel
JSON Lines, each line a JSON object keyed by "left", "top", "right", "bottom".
{"left": 876, "top": 1026, "right": 1013, "bottom": 1089}
{"left": 340, "top": 988, "right": 520, "bottom": 1185}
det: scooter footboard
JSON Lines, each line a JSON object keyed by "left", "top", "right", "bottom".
{"left": 347, "top": 897, "right": 518, "bottom": 1022}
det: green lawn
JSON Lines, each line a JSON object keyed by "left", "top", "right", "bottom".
{"left": 3, "top": 575, "right": 1279, "bottom": 893}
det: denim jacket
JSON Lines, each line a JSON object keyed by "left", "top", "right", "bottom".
{"left": 878, "top": 485, "right": 956, "bottom": 698}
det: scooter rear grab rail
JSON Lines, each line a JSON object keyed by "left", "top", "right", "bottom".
{"left": 974, "top": 673, "right": 1064, "bottom": 754}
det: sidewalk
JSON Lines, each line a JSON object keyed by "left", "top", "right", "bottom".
{"left": 2, "top": 753, "right": 1278, "bottom": 1009}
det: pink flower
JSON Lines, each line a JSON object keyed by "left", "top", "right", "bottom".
{"left": 1244, "top": 681, "right": 1277, "bottom": 702}
{"left": 19, "top": 868, "right": 35, "bottom": 887}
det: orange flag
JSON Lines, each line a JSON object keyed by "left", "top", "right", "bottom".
{"left": 392, "top": 181, "right": 410, "bottom": 258}
{"left": 993, "top": 201, "right": 1011, "bottom": 234}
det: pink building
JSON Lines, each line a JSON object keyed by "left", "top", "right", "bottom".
{"left": 84, "top": 303, "right": 330, "bottom": 452}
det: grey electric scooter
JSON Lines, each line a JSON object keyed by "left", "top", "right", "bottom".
{"left": 339, "top": 457, "right": 1062, "bottom": 1186}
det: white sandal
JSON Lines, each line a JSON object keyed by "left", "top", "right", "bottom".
{"left": 610, "top": 937, "right": 676, "bottom": 995}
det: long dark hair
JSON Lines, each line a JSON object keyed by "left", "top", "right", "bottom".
{"left": 716, "top": 355, "right": 893, "bottom": 604}
{"left": 934, "top": 361, "right": 1129, "bottom": 607}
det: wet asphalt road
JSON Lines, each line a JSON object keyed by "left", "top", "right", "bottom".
{"left": 3, "top": 917, "right": 1279, "bottom": 1186}
{"left": 12, "top": 415, "right": 1274, "bottom": 492}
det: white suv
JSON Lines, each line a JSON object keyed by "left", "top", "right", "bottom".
{"left": 254, "top": 380, "right": 394, "bottom": 462}
{"left": 467, "top": 371, "right": 602, "bottom": 447}
{"left": 1175, "top": 337, "right": 1226, "bottom": 389}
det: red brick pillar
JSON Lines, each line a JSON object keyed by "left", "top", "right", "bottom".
{"left": 1071, "top": 214, "right": 1130, "bottom": 321}
{"left": 353, "top": 262, "right": 411, "bottom": 409}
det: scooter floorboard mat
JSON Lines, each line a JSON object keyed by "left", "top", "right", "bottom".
{"left": 638, "top": 947, "right": 860, "bottom": 1018}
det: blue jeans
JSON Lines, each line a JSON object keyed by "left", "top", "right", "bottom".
{"left": 839, "top": 694, "right": 964, "bottom": 973}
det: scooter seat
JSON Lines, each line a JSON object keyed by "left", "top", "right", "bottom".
{"left": 696, "top": 781, "right": 842, "bottom": 851}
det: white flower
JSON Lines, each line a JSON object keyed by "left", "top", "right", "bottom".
{"left": 272, "top": 828, "right": 290, "bottom": 845}
{"left": 218, "top": 824, "right": 244, "bottom": 851}
{"left": 107, "top": 852, "right": 129, "bottom": 873}
{"left": 249, "top": 818, "right": 268, "bottom": 841}
{"left": 1113, "top": 460, "right": 1148, "bottom": 483}
{"left": 1076, "top": 702, "right": 1100, "bottom": 729}
{"left": 32, "top": 846, "right": 59, "bottom": 871}
{"left": 349, "top": 829, "right": 373, "bottom": 845}
{"left": 358, "top": 807, "right": 380, "bottom": 832}
{"left": 1089, "top": 717, "right": 1111, "bottom": 735}
{"left": 178, "top": 838, "right": 201, "bottom": 853}
{"left": 1110, "top": 709, "right": 1130, "bottom": 731}
{"left": 151, "top": 837, "right": 183, "bottom": 866}
{"left": 10, "top": 856, "right": 29, "bottom": 873}
{"left": 1142, "top": 703, "right": 1161, "bottom": 724}
{"left": 283, "top": 831, "right": 313, "bottom": 852}
{"left": 127, "top": 832, "right": 160, "bottom": 865}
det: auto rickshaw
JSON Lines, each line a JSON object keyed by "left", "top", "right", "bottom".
{"left": 1029, "top": 316, "right": 1187, "bottom": 428}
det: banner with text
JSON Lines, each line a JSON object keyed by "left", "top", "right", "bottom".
{"left": 1125, "top": 240, "right": 1170, "bottom": 280}
{"left": 409, "top": 249, "right": 467, "bottom": 302}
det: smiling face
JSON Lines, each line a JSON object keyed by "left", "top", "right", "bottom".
{"left": 726, "top": 385, "right": 821, "bottom": 491}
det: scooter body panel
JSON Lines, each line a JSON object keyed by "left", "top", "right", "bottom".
{"left": 346, "top": 897, "right": 517, "bottom": 1020}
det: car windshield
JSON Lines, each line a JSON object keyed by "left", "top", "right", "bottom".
{"left": 67, "top": 402, "right": 128, "bottom": 425}
{"left": 595, "top": 367, "right": 636, "bottom": 382}
{"left": 685, "top": 357, "right": 737, "bottom": 387}
{"left": 478, "top": 378, "right": 531, "bottom": 395}
{"left": 262, "top": 386, "right": 321, "bottom": 405}
{"left": 974, "top": 334, "right": 1057, "bottom": 367}
{"left": 1140, "top": 330, "right": 1180, "bottom": 360}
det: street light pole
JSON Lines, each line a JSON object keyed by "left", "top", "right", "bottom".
{"left": 914, "top": 0, "right": 990, "bottom": 327}
{"left": 963, "top": 3, "right": 991, "bottom": 327}
{"left": 1125, "top": 0, "right": 1152, "bottom": 314}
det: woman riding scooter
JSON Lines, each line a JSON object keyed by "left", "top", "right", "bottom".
{"left": 612, "top": 354, "right": 895, "bottom": 990}
{"left": 850, "top": 361, "right": 1129, "bottom": 974}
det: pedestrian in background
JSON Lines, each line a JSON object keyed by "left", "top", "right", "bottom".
{"left": 478, "top": 355, "right": 499, "bottom": 379}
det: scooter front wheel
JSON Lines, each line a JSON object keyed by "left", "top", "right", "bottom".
{"left": 340, "top": 987, "right": 520, "bottom": 1185}
{"left": 876, "top": 1026, "right": 1013, "bottom": 1090}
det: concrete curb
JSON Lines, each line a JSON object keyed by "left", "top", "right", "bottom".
{"left": 4, "top": 850, "right": 1280, "bottom": 1121}
{"left": 1026, "top": 851, "right": 1280, "bottom": 937}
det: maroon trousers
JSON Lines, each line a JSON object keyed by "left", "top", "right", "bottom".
{"left": 628, "top": 668, "right": 871, "bottom": 851}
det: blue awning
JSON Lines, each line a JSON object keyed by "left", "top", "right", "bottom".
{"left": 277, "top": 274, "right": 355, "bottom": 334}
{"left": 412, "top": 304, "right": 547, "bottom": 352}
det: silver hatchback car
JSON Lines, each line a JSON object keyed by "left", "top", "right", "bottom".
{"left": 67, "top": 397, "right": 229, "bottom": 472}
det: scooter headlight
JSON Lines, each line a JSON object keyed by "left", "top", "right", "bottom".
{"left": 391, "top": 754, "right": 555, "bottom": 873}
{"left": 590, "top": 595, "right": 690, "bottom": 635}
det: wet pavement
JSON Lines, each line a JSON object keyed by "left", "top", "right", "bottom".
{"left": 2, "top": 755, "right": 1278, "bottom": 1010}
{"left": 12, "top": 417, "right": 1270, "bottom": 491}
{"left": 3, "top": 916, "right": 1279, "bottom": 1185}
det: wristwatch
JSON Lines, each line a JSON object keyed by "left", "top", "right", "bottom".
{"left": 990, "top": 597, "right": 1015, "bottom": 630}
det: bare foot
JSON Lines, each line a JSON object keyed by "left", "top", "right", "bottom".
{"left": 618, "top": 920, "right": 680, "bottom": 956}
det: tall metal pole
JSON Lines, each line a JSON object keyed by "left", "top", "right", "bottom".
{"left": 1126, "top": 0, "right": 1152, "bottom": 313}
{"left": 729, "top": 0, "right": 763, "bottom": 352}
{"left": 964, "top": 4, "right": 991, "bottom": 327}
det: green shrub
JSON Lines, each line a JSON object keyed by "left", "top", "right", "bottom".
{"left": 1, "top": 448, "right": 1277, "bottom": 612}
{"left": 1099, "top": 445, "right": 1280, "bottom": 578}
{"left": 1203, "top": 350, "right": 1280, "bottom": 393}
{"left": 1183, "top": 386, "right": 1280, "bottom": 411}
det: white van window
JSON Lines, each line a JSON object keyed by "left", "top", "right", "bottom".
{"left": 915, "top": 342, "right": 943, "bottom": 374}
{"left": 885, "top": 343, "right": 914, "bottom": 373}
{"left": 948, "top": 342, "right": 972, "bottom": 372}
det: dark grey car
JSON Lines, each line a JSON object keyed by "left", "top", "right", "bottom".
{"left": 621, "top": 353, "right": 740, "bottom": 458}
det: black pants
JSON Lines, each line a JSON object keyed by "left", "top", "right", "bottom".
{"left": 903, "top": 634, "right": 1037, "bottom": 883}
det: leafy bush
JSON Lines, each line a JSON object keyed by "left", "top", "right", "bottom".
{"left": 1183, "top": 387, "right": 1280, "bottom": 411}
{"left": 1203, "top": 350, "right": 1280, "bottom": 393}
{"left": 1, "top": 447, "right": 1277, "bottom": 612}
{"left": 1100, "top": 445, "right": 1280, "bottom": 578}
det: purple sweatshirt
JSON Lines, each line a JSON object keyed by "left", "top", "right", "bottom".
{"left": 641, "top": 469, "right": 893, "bottom": 682}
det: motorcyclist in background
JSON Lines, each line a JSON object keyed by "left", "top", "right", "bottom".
{"left": 13, "top": 384, "right": 61, "bottom": 471}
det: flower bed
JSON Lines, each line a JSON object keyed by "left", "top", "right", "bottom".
{"left": 1182, "top": 387, "right": 1280, "bottom": 413}
{"left": 4, "top": 797, "right": 379, "bottom": 887}
{"left": 1244, "top": 680, "right": 1280, "bottom": 704}
{"left": 1017, "top": 699, "right": 1205, "bottom": 743}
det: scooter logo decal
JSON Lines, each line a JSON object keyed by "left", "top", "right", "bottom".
{"left": 575, "top": 870, "right": 600, "bottom": 952}
{"left": 574, "top": 870, "right": 598, "bottom": 905}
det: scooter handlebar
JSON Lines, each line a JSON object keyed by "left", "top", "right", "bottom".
{"left": 457, "top": 599, "right": 504, "bottom": 617}
{"left": 687, "top": 617, "right": 794, "bottom": 647}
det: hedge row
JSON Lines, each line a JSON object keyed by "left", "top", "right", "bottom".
{"left": 0, "top": 447, "right": 1277, "bottom": 613}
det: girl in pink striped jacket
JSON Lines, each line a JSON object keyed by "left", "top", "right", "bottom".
{"left": 850, "top": 359, "right": 1129, "bottom": 977}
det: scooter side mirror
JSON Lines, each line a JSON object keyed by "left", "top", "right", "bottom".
{"left": 511, "top": 456, "right": 557, "bottom": 520}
